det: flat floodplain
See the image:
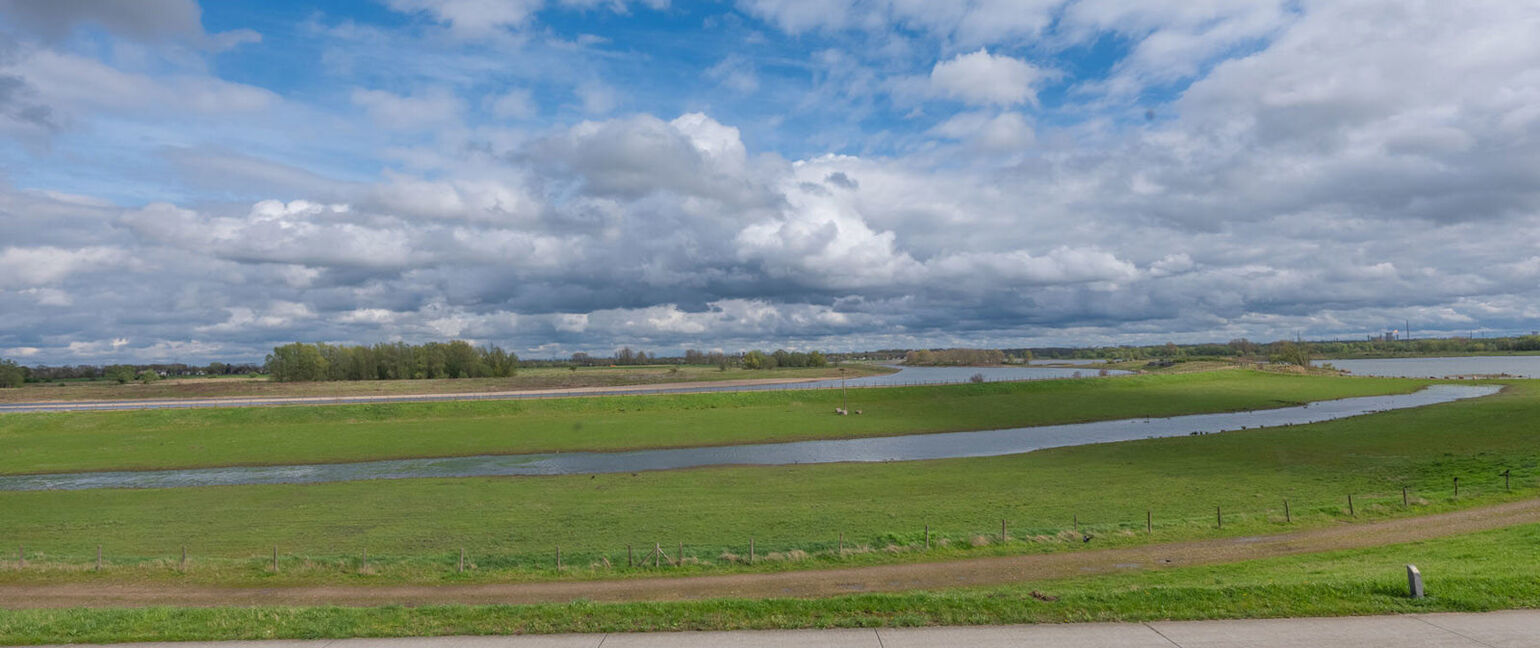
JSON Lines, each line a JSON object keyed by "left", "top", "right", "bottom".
{"left": 0, "top": 370, "right": 1431, "bottom": 475}
{"left": 0, "top": 373, "right": 1532, "bottom": 587}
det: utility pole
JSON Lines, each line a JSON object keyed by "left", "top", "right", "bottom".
{"left": 840, "top": 367, "right": 847, "bottom": 413}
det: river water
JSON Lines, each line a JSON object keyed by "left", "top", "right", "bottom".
{"left": 1330, "top": 356, "right": 1540, "bottom": 378}
{"left": 0, "top": 384, "right": 1498, "bottom": 492}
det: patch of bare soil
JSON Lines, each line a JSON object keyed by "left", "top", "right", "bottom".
{"left": 4, "top": 498, "right": 1537, "bottom": 609}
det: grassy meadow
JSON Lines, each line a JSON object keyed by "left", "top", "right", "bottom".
{"left": 4, "top": 522, "right": 1538, "bottom": 644}
{"left": 0, "top": 370, "right": 1430, "bottom": 474}
{"left": 0, "top": 375, "right": 1533, "bottom": 586}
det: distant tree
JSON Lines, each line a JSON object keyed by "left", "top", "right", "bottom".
{"left": 484, "top": 345, "right": 518, "bottom": 377}
{"left": 742, "top": 350, "right": 769, "bottom": 370}
{"left": 1270, "top": 341, "right": 1312, "bottom": 368}
{"left": 265, "top": 343, "right": 330, "bottom": 382}
{"left": 570, "top": 352, "right": 594, "bottom": 366}
{"left": 136, "top": 368, "right": 162, "bottom": 384}
{"left": 105, "top": 365, "right": 137, "bottom": 384}
{"left": 0, "top": 359, "right": 25, "bottom": 388}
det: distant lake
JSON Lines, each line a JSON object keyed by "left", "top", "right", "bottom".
{"left": 1330, "top": 356, "right": 1540, "bottom": 378}
{"left": 824, "top": 364, "right": 1126, "bottom": 388}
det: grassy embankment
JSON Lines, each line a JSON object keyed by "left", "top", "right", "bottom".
{"left": 0, "top": 364, "right": 893, "bottom": 404}
{"left": 0, "top": 374, "right": 1533, "bottom": 586}
{"left": 3, "top": 523, "right": 1538, "bottom": 644}
{"left": 0, "top": 370, "right": 1427, "bottom": 474}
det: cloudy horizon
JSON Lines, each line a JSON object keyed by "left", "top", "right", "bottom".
{"left": 2, "top": 0, "right": 1539, "bottom": 364}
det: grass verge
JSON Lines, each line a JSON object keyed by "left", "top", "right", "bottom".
{"left": 3, "top": 523, "right": 1537, "bottom": 644}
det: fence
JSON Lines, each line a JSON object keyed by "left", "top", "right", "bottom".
{"left": 7, "top": 472, "right": 1526, "bottom": 576}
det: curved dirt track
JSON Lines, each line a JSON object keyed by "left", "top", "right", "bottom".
{"left": 4, "top": 497, "right": 1538, "bottom": 609}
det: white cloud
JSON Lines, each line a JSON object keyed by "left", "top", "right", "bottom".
{"left": 929, "top": 111, "right": 1034, "bottom": 150}
{"left": 351, "top": 87, "right": 463, "bottom": 130}
{"left": 487, "top": 88, "right": 536, "bottom": 120}
{"left": 0, "top": 246, "right": 133, "bottom": 288}
{"left": 18, "top": 50, "right": 277, "bottom": 116}
{"left": 929, "top": 49, "right": 1047, "bottom": 107}
{"left": 384, "top": 0, "right": 545, "bottom": 38}
{"left": 575, "top": 80, "right": 618, "bottom": 115}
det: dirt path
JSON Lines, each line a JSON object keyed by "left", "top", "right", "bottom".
{"left": 4, "top": 498, "right": 1537, "bottom": 609}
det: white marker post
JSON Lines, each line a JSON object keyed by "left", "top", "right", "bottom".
{"left": 1406, "top": 564, "right": 1424, "bottom": 599}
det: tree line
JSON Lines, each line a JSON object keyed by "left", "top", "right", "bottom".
{"left": 265, "top": 341, "right": 519, "bottom": 382}
{"left": 741, "top": 349, "right": 828, "bottom": 369}
{"left": 903, "top": 348, "right": 1007, "bottom": 366}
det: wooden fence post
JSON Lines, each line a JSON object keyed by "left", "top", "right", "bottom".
{"left": 1284, "top": 499, "right": 1291, "bottom": 523}
{"left": 627, "top": 545, "right": 633, "bottom": 567}
{"left": 749, "top": 538, "right": 755, "bottom": 564}
{"left": 1348, "top": 494, "right": 1355, "bottom": 517}
{"left": 272, "top": 546, "right": 278, "bottom": 573}
{"left": 838, "top": 533, "right": 844, "bottom": 553}
{"left": 181, "top": 545, "right": 187, "bottom": 572}
{"left": 1454, "top": 477, "right": 1460, "bottom": 496}
{"left": 459, "top": 547, "right": 465, "bottom": 573}
{"left": 1403, "top": 486, "right": 1409, "bottom": 506}
{"left": 1147, "top": 510, "right": 1152, "bottom": 534}
{"left": 677, "top": 542, "right": 683, "bottom": 567}
{"left": 924, "top": 524, "right": 930, "bottom": 549}
{"left": 1216, "top": 506, "right": 1222, "bottom": 529}
{"left": 1504, "top": 469, "right": 1512, "bottom": 491}
{"left": 556, "top": 546, "right": 562, "bottom": 569}
{"left": 1001, "top": 519, "right": 1008, "bottom": 544}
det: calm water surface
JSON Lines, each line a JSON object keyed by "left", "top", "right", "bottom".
{"left": 0, "top": 384, "right": 1497, "bottom": 492}
{"left": 1331, "top": 356, "right": 1540, "bottom": 378}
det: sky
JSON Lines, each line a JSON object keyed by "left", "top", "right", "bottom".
{"left": 2, "top": 0, "right": 1539, "bottom": 364}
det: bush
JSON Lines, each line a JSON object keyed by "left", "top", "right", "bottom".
{"left": 0, "top": 359, "right": 25, "bottom": 388}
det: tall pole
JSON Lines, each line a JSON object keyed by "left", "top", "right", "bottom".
{"left": 840, "top": 367, "right": 847, "bottom": 413}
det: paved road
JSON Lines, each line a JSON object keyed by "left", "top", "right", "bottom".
{"left": 26, "top": 611, "right": 1540, "bottom": 647}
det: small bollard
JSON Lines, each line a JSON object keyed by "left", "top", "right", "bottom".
{"left": 1406, "top": 564, "right": 1424, "bottom": 599}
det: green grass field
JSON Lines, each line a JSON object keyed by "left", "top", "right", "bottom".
{"left": 1, "top": 375, "right": 1533, "bottom": 586}
{"left": 0, "top": 371, "right": 1429, "bottom": 474}
{"left": 4, "top": 522, "right": 1537, "bottom": 644}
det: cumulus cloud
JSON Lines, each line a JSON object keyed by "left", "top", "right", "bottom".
{"left": 929, "top": 49, "right": 1047, "bottom": 106}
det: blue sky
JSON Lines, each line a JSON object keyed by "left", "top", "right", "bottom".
{"left": 2, "top": 0, "right": 1540, "bottom": 363}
